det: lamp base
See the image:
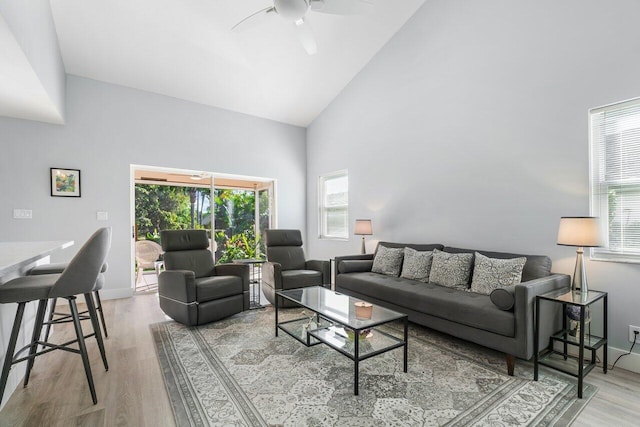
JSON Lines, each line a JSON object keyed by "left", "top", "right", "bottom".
{"left": 360, "top": 236, "right": 366, "bottom": 255}
{"left": 572, "top": 247, "right": 589, "bottom": 300}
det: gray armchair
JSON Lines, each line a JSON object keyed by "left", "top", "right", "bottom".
{"left": 262, "top": 229, "right": 330, "bottom": 307}
{"left": 158, "top": 229, "right": 249, "bottom": 326}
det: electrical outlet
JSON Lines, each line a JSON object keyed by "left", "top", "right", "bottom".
{"left": 629, "top": 325, "right": 640, "bottom": 342}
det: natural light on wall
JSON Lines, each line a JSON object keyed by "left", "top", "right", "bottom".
{"left": 590, "top": 97, "right": 640, "bottom": 262}
{"left": 319, "top": 170, "right": 349, "bottom": 239}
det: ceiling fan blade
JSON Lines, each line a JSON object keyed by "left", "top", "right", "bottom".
{"left": 231, "top": 6, "right": 275, "bottom": 32}
{"left": 294, "top": 18, "right": 317, "bottom": 55}
{"left": 309, "top": 0, "right": 374, "bottom": 15}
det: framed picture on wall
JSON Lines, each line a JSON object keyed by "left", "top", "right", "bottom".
{"left": 50, "top": 167, "right": 81, "bottom": 197}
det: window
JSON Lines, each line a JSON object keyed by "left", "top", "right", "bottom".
{"left": 590, "top": 97, "right": 640, "bottom": 262}
{"left": 319, "top": 170, "right": 348, "bottom": 239}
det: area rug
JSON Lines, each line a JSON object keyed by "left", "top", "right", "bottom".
{"left": 151, "top": 307, "right": 596, "bottom": 426}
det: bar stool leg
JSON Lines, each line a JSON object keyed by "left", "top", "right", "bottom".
{"left": 0, "top": 303, "right": 26, "bottom": 405}
{"left": 85, "top": 293, "right": 108, "bottom": 371}
{"left": 94, "top": 291, "right": 108, "bottom": 338}
{"left": 43, "top": 298, "right": 58, "bottom": 343}
{"left": 23, "top": 299, "right": 48, "bottom": 387}
{"left": 69, "top": 296, "right": 97, "bottom": 404}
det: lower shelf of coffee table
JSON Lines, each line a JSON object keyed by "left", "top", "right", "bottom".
{"left": 537, "top": 349, "right": 596, "bottom": 378}
{"left": 308, "top": 325, "right": 405, "bottom": 361}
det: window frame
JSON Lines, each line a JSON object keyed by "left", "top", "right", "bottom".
{"left": 318, "top": 169, "right": 349, "bottom": 240}
{"left": 589, "top": 96, "right": 640, "bottom": 263}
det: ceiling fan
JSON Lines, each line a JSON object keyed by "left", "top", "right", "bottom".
{"left": 232, "top": 0, "right": 374, "bottom": 55}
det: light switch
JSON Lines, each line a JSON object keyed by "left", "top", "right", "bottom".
{"left": 13, "top": 209, "right": 32, "bottom": 219}
{"left": 97, "top": 211, "right": 109, "bottom": 221}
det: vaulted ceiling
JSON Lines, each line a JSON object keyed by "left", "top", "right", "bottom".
{"left": 0, "top": 0, "right": 426, "bottom": 126}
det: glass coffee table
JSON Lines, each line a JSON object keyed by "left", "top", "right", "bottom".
{"left": 275, "top": 286, "right": 408, "bottom": 395}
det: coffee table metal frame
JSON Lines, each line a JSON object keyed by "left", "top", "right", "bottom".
{"left": 275, "top": 286, "right": 408, "bottom": 395}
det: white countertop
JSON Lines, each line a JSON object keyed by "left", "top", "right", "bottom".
{"left": 0, "top": 241, "right": 74, "bottom": 277}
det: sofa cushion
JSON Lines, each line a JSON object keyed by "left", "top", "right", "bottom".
{"left": 371, "top": 246, "right": 404, "bottom": 276}
{"left": 281, "top": 269, "right": 323, "bottom": 289}
{"left": 195, "top": 275, "right": 242, "bottom": 302}
{"left": 470, "top": 252, "right": 526, "bottom": 295}
{"left": 400, "top": 248, "right": 433, "bottom": 282}
{"left": 428, "top": 249, "right": 473, "bottom": 289}
{"left": 490, "top": 286, "right": 516, "bottom": 311}
{"left": 338, "top": 260, "right": 374, "bottom": 274}
{"left": 337, "top": 272, "right": 514, "bottom": 337}
{"left": 444, "top": 247, "right": 551, "bottom": 282}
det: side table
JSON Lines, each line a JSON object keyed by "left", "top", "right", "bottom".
{"left": 534, "top": 289, "right": 607, "bottom": 398}
{"left": 233, "top": 259, "right": 266, "bottom": 310}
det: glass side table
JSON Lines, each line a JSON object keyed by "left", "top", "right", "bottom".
{"left": 233, "top": 259, "right": 266, "bottom": 310}
{"left": 534, "top": 289, "right": 608, "bottom": 398}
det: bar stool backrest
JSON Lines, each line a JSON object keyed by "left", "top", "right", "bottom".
{"left": 49, "top": 227, "right": 112, "bottom": 299}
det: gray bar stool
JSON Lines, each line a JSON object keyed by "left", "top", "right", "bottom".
{"left": 0, "top": 227, "right": 111, "bottom": 405}
{"left": 29, "top": 262, "right": 109, "bottom": 340}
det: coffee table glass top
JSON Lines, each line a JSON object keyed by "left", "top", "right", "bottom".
{"left": 277, "top": 286, "right": 406, "bottom": 330}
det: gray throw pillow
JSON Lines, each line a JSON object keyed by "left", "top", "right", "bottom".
{"left": 490, "top": 286, "right": 516, "bottom": 311}
{"left": 428, "top": 249, "right": 473, "bottom": 288}
{"left": 400, "top": 247, "right": 433, "bottom": 282}
{"left": 371, "top": 246, "right": 404, "bottom": 277}
{"left": 471, "top": 252, "right": 527, "bottom": 295}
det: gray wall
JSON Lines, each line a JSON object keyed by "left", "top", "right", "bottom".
{"left": 0, "top": 0, "right": 66, "bottom": 120}
{"left": 0, "top": 75, "right": 307, "bottom": 299}
{"left": 306, "top": 0, "right": 640, "bottom": 363}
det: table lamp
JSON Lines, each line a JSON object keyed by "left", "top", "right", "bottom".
{"left": 354, "top": 219, "right": 373, "bottom": 254}
{"left": 557, "top": 217, "right": 602, "bottom": 295}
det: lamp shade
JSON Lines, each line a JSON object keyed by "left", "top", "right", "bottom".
{"left": 557, "top": 217, "right": 602, "bottom": 247}
{"left": 354, "top": 219, "right": 373, "bottom": 235}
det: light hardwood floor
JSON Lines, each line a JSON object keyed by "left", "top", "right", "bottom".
{"left": 0, "top": 293, "right": 638, "bottom": 426}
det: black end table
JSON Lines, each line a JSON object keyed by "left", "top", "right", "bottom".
{"left": 233, "top": 258, "right": 266, "bottom": 309}
{"left": 534, "top": 289, "right": 607, "bottom": 398}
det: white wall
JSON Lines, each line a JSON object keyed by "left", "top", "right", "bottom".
{"left": 306, "top": 0, "right": 640, "bottom": 366}
{"left": 0, "top": 0, "right": 66, "bottom": 121}
{"left": 0, "top": 75, "right": 307, "bottom": 299}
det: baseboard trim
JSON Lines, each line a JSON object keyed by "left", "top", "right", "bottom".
{"left": 101, "top": 288, "right": 134, "bottom": 300}
{"left": 608, "top": 346, "right": 640, "bottom": 374}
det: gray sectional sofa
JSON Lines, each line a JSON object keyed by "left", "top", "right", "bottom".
{"left": 335, "top": 242, "right": 570, "bottom": 375}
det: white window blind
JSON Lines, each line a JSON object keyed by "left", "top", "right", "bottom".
{"left": 590, "top": 97, "right": 640, "bottom": 262}
{"left": 318, "top": 170, "right": 348, "bottom": 239}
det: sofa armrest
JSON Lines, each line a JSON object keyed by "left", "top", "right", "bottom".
{"left": 335, "top": 254, "right": 374, "bottom": 264}
{"left": 306, "top": 260, "right": 331, "bottom": 283}
{"left": 262, "top": 261, "right": 283, "bottom": 290}
{"left": 215, "top": 263, "right": 250, "bottom": 292}
{"left": 514, "top": 273, "right": 570, "bottom": 359}
{"left": 337, "top": 260, "right": 374, "bottom": 274}
{"left": 158, "top": 270, "right": 196, "bottom": 303}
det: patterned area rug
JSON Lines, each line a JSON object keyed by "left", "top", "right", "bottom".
{"left": 151, "top": 307, "right": 595, "bottom": 426}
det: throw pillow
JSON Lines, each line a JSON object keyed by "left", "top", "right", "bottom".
{"left": 371, "top": 246, "right": 404, "bottom": 277}
{"left": 490, "top": 286, "right": 516, "bottom": 311}
{"left": 471, "top": 252, "right": 527, "bottom": 295}
{"left": 428, "top": 249, "right": 473, "bottom": 288}
{"left": 400, "top": 247, "right": 433, "bottom": 282}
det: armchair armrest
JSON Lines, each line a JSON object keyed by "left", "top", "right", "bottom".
{"left": 262, "top": 261, "right": 283, "bottom": 290}
{"left": 215, "top": 263, "right": 250, "bottom": 292}
{"left": 158, "top": 270, "right": 196, "bottom": 303}
{"left": 305, "top": 260, "right": 330, "bottom": 283}
{"left": 514, "top": 273, "right": 570, "bottom": 359}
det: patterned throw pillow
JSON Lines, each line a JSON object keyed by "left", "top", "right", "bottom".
{"left": 400, "top": 248, "right": 433, "bottom": 282}
{"left": 471, "top": 252, "right": 527, "bottom": 295}
{"left": 428, "top": 249, "right": 474, "bottom": 288}
{"left": 371, "top": 246, "right": 404, "bottom": 277}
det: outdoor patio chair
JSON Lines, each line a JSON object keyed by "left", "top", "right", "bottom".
{"left": 135, "top": 240, "right": 163, "bottom": 288}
